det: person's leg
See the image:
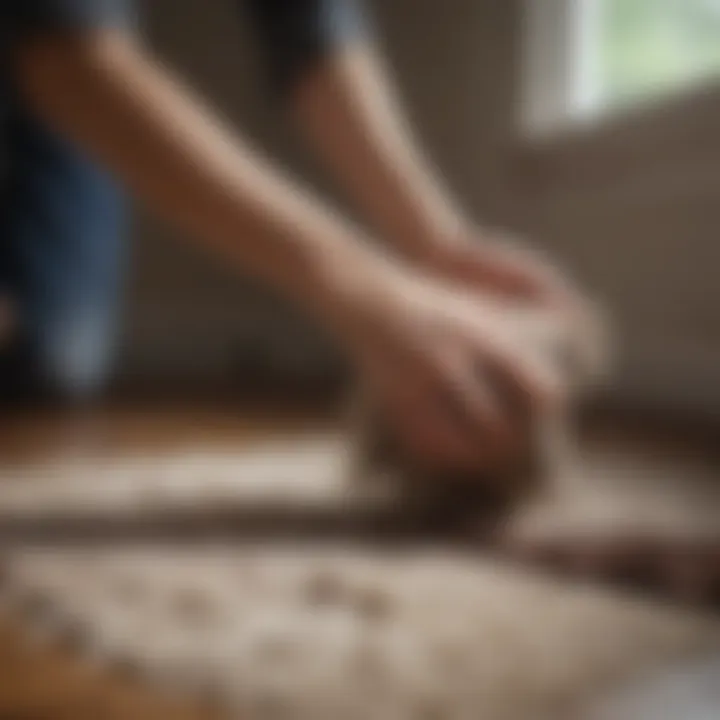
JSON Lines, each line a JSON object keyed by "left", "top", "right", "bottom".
{"left": 0, "top": 95, "right": 127, "bottom": 405}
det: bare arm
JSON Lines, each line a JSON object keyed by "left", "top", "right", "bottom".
{"left": 293, "top": 42, "right": 467, "bottom": 262}
{"left": 11, "top": 28, "right": 554, "bottom": 469}
{"left": 12, "top": 31, "right": 395, "bottom": 344}
{"left": 292, "top": 39, "right": 582, "bottom": 306}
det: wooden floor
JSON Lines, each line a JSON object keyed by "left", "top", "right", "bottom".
{"left": 0, "top": 401, "right": 717, "bottom": 719}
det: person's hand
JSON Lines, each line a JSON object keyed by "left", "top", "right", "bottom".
{"left": 339, "top": 262, "right": 564, "bottom": 472}
{"left": 414, "top": 225, "right": 582, "bottom": 311}
{"left": 410, "top": 223, "right": 610, "bottom": 360}
{"left": 415, "top": 227, "right": 611, "bottom": 392}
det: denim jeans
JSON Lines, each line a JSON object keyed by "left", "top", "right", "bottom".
{"left": 0, "top": 94, "right": 126, "bottom": 404}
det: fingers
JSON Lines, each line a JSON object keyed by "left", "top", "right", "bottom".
{"left": 481, "top": 333, "right": 567, "bottom": 418}
{"left": 367, "top": 339, "right": 563, "bottom": 473}
{"left": 360, "top": 355, "right": 476, "bottom": 470}
{"left": 379, "top": 387, "right": 483, "bottom": 471}
{"left": 476, "top": 232, "right": 580, "bottom": 307}
{"left": 434, "top": 354, "right": 517, "bottom": 468}
{"left": 373, "top": 353, "right": 515, "bottom": 472}
{"left": 353, "top": 264, "right": 585, "bottom": 475}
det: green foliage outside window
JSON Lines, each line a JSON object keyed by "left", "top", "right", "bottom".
{"left": 598, "top": 0, "right": 720, "bottom": 107}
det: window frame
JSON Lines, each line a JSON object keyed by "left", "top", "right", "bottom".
{"left": 520, "top": 0, "right": 599, "bottom": 137}
{"left": 521, "top": 0, "right": 720, "bottom": 138}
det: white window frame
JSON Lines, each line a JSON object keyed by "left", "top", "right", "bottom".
{"left": 521, "top": 0, "right": 720, "bottom": 138}
{"left": 520, "top": 0, "right": 602, "bottom": 137}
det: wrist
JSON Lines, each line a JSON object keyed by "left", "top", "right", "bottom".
{"left": 389, "top": 208, "right": 471, "bottom": 265}
{"left": 296, "top": 233, "right": 409, "bottom": 353}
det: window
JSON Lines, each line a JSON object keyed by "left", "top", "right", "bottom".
{"left": 522, "top": 0, "right": 720, "bottom": 135}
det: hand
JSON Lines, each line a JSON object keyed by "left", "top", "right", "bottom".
{"left": 340, "top": 263, "right": 564, "bottom": 472}
{"left": 415, "top": 225, "right": 582, "bottom": 310}
{"left": 414, "top": 227, "right": 611, "bottom": 390}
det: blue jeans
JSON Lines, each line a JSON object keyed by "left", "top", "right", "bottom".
{"left": 0, "top": 95, "right": 126, "bottom": 404}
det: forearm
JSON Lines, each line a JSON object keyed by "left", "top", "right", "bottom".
{"left": 12, "top": 32, "right": 392, "bottom": 342}
{"left": 293, "top": 43, "right": 468, "bottom": 260}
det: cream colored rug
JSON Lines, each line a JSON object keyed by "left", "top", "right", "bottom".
{"left": 1, "top": 432, "right": 719, "bottom": 718}
{"left": 2, "top": 543, "right": 719, "bottom": 720}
